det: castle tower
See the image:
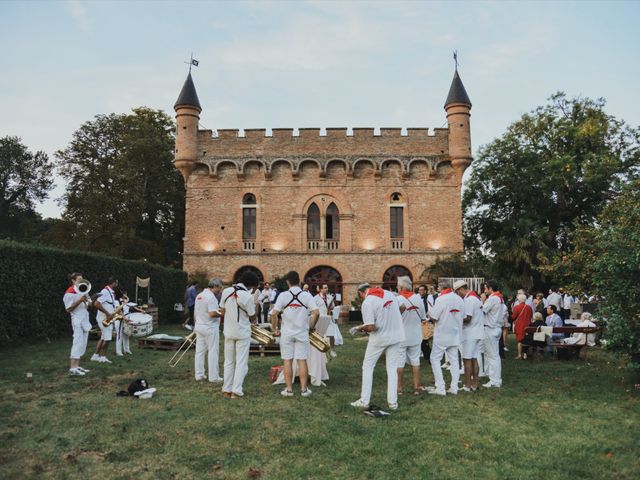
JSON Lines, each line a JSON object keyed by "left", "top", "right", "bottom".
{"left": 444, "top": 69, "right": 472, "bottom": 181}
{"left": 174, "top": 72, "right": 202, "bottom": 182}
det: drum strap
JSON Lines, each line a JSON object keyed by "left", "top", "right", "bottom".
{"left": 222, "top": 285, "right": 250, "bottom": 322}
{"left": 405, "top": 298, "right": 423, "bottom": 321}
{"left": 283, "top": 291, "right": 309, "bottom": 311}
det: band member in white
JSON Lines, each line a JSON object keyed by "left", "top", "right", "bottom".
{"left": 428, "top": 282, "right": 465, "bottom": 396}
{"left": 482, "top": 280, "right": 504, "bottom": 388}
{"left": 219, "top": 272, "right": 258, "bottom": 398}
{"left": 395, "top": 276, "right": 427, "bottom": 395}
{"left": 92, "top": 276, "right": 119, "bottom": 363}
{"left": 455, "top": 281, "right": 484, "bottom": 392}
{"left": 315, "top": 284, "right": 337, "bottom": 358}
{"left": 350, "top": 283, "right": 405, "bottom": 410}
{"left": 113, "top": 288, "right": 132, "bottom": 356}
{"left": 64, "top": 273, "right": 92, "bottom": 375}
{"left": 271, "top": 271, "right": 319, "bottom": 397}
{"left": 194, "top": 278, "right": 223, "bottom": 382}
{"left": 259, "top": 282, "right": 277, "bottom": 324}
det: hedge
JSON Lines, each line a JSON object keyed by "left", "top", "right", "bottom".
{"left": 0, "top": 240, "right": 187, "bottom": 344}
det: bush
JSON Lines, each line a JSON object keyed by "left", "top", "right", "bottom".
{"left": 0, "top": 240, "right": 187, "bottom": 344}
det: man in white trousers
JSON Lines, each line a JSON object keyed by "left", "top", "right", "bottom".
{"left": 219, "top": 271, "right": 258, "bottom": 398}
{"left": 350, "top": 283, "right": 405, "bottom": 410}
{"left": 456, "top": 281, "right": 484, "bottom": 392}
{"left": 428, "top": 281, "right": 465, "bottom": 396}
{"left": 482, "top": 280, "right": 504, "bottom": 388}
{"left": 194, "top": 278, "right": 223, "bottom": 382}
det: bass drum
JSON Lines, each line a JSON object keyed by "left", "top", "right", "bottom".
{"left": 123, "top": 312, "right": 153, "bottom": 338}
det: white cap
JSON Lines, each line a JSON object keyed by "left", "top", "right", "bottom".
{"left": 453, "top": 280, "right": 467, "bottom": 291}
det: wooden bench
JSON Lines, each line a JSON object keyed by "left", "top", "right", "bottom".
{"left": 523, "top": 326, "right": 602, "bottom": 359}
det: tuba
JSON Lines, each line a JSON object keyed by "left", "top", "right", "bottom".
{"left": 251, "top": 324, "right": 276, "bottom": 345}
{"left": 309, "top": 329, "right": 331, "bottom": 353}
{"left": 74, "top": 279, "right": 91, "bottom": 295}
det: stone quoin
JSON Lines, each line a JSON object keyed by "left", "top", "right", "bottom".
{"left": 174, "top": 68, "right": 473, "bottom": 301}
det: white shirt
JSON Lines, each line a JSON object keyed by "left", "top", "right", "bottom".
{"left": 220, "top": 283, "right": 255, "bottom": 340}
{"left": 194, "top": 288, "right": 220, "bottom": 329}
{"left": 427, "top": 294, "right": 436, "bottom": 309}
{"left": 96, "top": 286, "right": 116, "bottom": 323}
{"left": 563, "top": 294, "right": 573, "bottom": 310}
{"left": 314, "top": 293, "right": 334, "bottom": 317}
{"left": 547, "top": 292, "right": 562, "bottom": 309}
{"left": 429, "top": 289, "right": 464, "bottom": 347}
{"left": 259, "top": 288, "right": 277, "bottom": 304}
{"left": 483, "top": 292, "right": 504, "bottom": 329}
{"left": 63, "top": 286, "right": 90, "bottom": 328}
{"left": 361, "top": 288, "right": 405, "bottom": 347}
{"left": 397, "top": 292, "right": 426, "bottom": 347}
{"left": 462, "top": 291, "right": 484, "bottom": 341}
{"left": 273, "top": 286, "right": 317, "bottom": 337}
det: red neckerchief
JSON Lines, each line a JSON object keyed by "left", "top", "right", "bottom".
{"left": 65, "top": 286, "right": 75, "bottom": 294}
{"left": 490, "top": 291, "right": 504, "bottom": 303}
{"left": 466, "top": 291, "right": 480, "bottom": 300}
{"left": 367, "top": 288, "right": 385, "bottom": 298}
{"left": 439, "top": 288, "right": 453, "bottom": 296}
{"left": 399, "top": 291, "right": 414, "bottom": 299}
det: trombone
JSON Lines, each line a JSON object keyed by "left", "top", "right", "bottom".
{"left": 168, "top": 332, "right": 197, "bottom": 367}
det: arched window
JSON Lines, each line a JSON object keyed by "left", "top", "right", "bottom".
{"left": 382, "top": 265, "right": 412, "bottom": 292}
{"left": 233, "top": 265, "right": 264, "bottom": 284}
{"left": 325, "top": 203, "right": 340, "bottom": 240}
{"left": 242, "top": 193, "right": 256, "bottom": 240}
{"left": 304, "top": 265, "right": 343, "bottom": 299}
{"left": 307, "top": 203, "right": 321, "bottom": 240}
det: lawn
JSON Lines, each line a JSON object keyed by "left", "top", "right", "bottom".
{"left": 0, "top": 326, "right": 638, "bottom": 480}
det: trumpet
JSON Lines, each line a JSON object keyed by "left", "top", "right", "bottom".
{"left": 102, "top": 294, "right": 129, "bottom": 327}
{"left": 251, "top": 324, "right": 276, "bottom": 345}
{"left": 168, "top": 332, "right": 197, "bottom": 367}
{"left": 309, "top": 329, "right": 331, "bottom": 353}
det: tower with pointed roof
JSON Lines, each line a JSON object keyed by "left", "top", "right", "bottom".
{"left": 444, "top": 69, "right": 473, "bottom": 180}
{"left": 174, "top": 72, "right": 202, "bottom": 182}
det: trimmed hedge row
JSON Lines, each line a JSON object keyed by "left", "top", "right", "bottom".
{"left": 0, "top": 240, "right": 187, "bottom": 344}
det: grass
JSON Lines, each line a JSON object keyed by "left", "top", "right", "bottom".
{"left": 1, "top": 326, "right": 639, "bottom": 480}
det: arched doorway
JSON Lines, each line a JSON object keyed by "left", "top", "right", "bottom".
{"left": 233, "top": 265, "right": 264, "bottom": 284}
{"left": 304, "top": 266, "right": 343, "bottom": 301}
{"left": 382, "top": 265, "right": 412, "bottom": 292}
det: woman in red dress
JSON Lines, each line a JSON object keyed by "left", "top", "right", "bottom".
{"left": 511, "top": 294, "right": 533, "bottom": 359}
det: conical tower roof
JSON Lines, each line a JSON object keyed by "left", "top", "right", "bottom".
{"left": 174, "top": 72, "right": 201, "bottom": 110}
{"left": 444, "top": 70, "right": 471, "bottom": 108}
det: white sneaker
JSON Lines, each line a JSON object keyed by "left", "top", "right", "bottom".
{"left": 350, "top": 399, "right": 369, "bottom": 408}
{"left": 124, "top": 350, "right": 132, "bottom": 355}
{"left": 209, "top": 377, "right": 223, "bottom": 383}
{"left": 503, "top": 346, "right": 509, "bottom": 352}
{"left": 116, "top": 352, "right": 124, "bottom": 357}
{"left": 447, "top": 388, "right": 458, "bottom": 395}
{"left": 427, "top": 387, "right": 446, "bottom": 396}
{"left": 300, "top": 388, "right": 312, "bottom": 397}
{"left": 483, "top": 381, "right": 501, "bottom": 388}
{"left": 77, "top": 367, "right": 90, "bottom": 373}
{"left": 442, "top": 362, "right": 451, "bottom": 370}
{"left": 280, "top": 389, "right": 294, "bottom": 397}
{"left": 388, "top": 403, "right": 398, "bottom": 410}
{"left": 90, "top": 354, "right": 101, "bottom": 362}
{"left": 461, "top": 386, "right": 476, "bottom": 392}
{"left": 100, "top": 356, "right": 112, "bottom": 364}
{"left": 69, "top": 368, "right": 85, "bottom": 376}
{"left": 184, "top": 324, "right": 193, "bottom": 331}
{"left": 330, "top": 350, "right": 337, "bottom": 358}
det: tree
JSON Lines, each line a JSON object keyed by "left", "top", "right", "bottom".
{"left": 56, "top": 108, "right": 184, "bottom": 266}
{"left": 0, "top": 136, "right": 54, "bottom": 237}
{"left": 551, "top": 181, "right": 640, "bottom": 365}
{"left": 463, "top": 93, "right": 640, "bottom": 291}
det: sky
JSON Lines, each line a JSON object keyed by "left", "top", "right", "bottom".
{"left": 1, "top": 0, "right": 639, "bottom": 219}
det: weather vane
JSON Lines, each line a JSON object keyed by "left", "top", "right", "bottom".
{"left": 453, "top": 50, "right": 459, "bottom": 70}
{"left": 184, "top": 53, "right": 199, "bottom": 73}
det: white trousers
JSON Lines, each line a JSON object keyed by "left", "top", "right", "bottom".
{"left": 70, "top": 323, "right": 89, "bottom": 359}
{"left": 430, "top": 343, "right": 460, "bottom": 393}
{"left": 360, "top": 342, "right": 402, "bottom": 406}
{"left": 483, "top": 327, "right": 502, "bottom": 386}
{"left": 114, "top": 320, "right": 131, "bottom": 355}
{"left": 195, "top": 326, "right": 220, "bottom": 381}
{"left": 222, "top": 337, "right": 250, "bottom": 395}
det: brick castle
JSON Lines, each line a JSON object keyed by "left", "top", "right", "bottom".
{"left": 173, "top": 68, "right": 472, "bottom": 301}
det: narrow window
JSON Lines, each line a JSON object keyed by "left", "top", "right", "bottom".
{"left": 307, "top": 203, "right": 321, "bottom": 240}
{"left": 390, "top": 206, "right": 404, "bottom": 238}
{"left": 242, "top": 193, "right": 256, "bottom": 240}
{"left": 325, "top": 203, "right": 340, "bottom": 240}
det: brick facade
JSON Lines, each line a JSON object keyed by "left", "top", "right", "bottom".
{"left": 174, "top": 71, "right": 473, "bottom": 301}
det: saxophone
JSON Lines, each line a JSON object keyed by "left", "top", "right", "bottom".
{"left": 102, "top": 295, "right": 129, "bottom": 327}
